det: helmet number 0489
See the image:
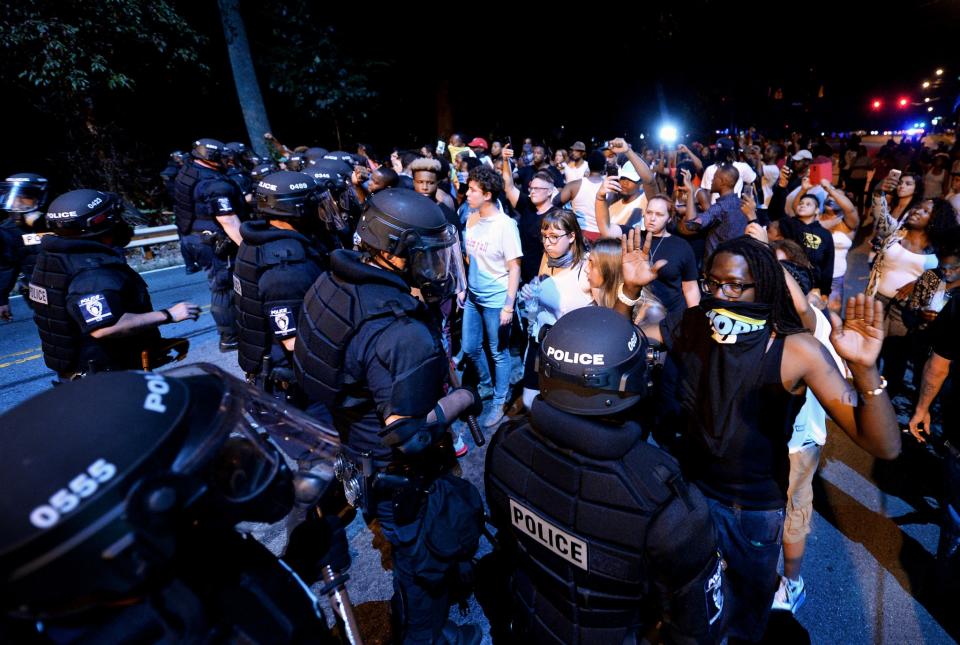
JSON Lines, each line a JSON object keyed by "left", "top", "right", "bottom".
{"left": 29, "top": 459, "right": 118, "bottom": 529}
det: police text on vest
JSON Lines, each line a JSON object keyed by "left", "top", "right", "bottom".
{"left": 509, "top": 499, "right": 588, "bottom": 570}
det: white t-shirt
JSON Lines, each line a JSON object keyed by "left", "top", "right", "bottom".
{"left": 788, "top": 307, "right": 845, "bottom": 452}
{"left": 609, "top": 194, "right": 647, "bottom": 228}
{"left": 832, "top": 229, "right": 853, "bottom": 278}
{"left": 530, "top": 262, "right": 594, "bottom": 338}
{"left": 701, "top": 161, "right": 758, "bottom": 204}
{"left": 464, "top": 212, "right": 523, "bottom": 308}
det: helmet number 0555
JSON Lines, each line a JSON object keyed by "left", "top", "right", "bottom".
{"left": 29, "top": 459, "right": 118, "bottom": 529}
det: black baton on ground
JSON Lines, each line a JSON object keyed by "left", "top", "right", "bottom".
{"left": 447, "top": 362, "right": 485, "bottom": 447}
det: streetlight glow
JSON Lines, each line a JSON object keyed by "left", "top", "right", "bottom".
{"left": 922, "top": 81, "right": 930, "bottom": 88}
{"left": 936, "top": 68, "right": 943, "bottom": 76}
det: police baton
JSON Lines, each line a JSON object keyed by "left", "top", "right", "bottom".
{"left": 447, "top": 362, "right": 485, "bottom": 447}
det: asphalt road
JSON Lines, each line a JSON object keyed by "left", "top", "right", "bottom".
{"left": 0, "top": 251, "right": 956, "bottom": 644}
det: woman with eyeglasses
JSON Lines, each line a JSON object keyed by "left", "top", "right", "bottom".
{"left": 516, "top": 210, "right": 593, "bottom": 410}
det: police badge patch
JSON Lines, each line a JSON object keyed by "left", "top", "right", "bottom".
{"left": 78, "top": 293, "right": 113, "bottom": 324}
{"left": 216, "top": 197, "right": 233, "bottom": 213}
{"left": 705, "top": 553, "right": 724, "bottom": 625}
{"left": 269, "top": 306, "right": 295, "bottom": 335}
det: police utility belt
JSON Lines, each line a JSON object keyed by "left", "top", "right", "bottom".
{"left": 333, "top": 438, "right": 456, "bottom": 524}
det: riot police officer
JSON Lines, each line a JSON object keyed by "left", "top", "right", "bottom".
{"left": 235, "top": 170, "right": 328, "bottom": 404}
{"left": 484, "top": 307, "right": 728, "bottom": 644}
{"left": 0, "top": 172, "right": 49, "bottom": 320}
{"left": 225, "top": 141, "right": 255, "bottom": 218}
{"left": 29, "top": 189, "right": 200, "bottom": 380}
{"left": 172, "top": 137, "right": 244, "bottom": 351}
{"left": 294, "top": 188, "right": 483, "bottom": 644}
{"left": 0, "top": 363, "right": 350, "bottom": 644}
{"left": 159, "top": 151, "right": 186, "bottom": 203}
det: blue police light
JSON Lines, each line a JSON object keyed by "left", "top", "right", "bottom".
{"left": 659, "top": 125, "right": 678, "bottom": 144}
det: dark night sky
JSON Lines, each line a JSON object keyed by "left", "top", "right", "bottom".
{"left": 3, "top": 0, "right": 958, "bottom": 194}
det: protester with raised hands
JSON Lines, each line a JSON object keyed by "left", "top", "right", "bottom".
{"left": 616, "top": 228, "right": 900, "bottom": 642}
{"left": 817, "top": 178, "right": 860, "bottom": 311}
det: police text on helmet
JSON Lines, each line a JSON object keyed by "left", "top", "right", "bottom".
{"left": 87, "top": 197, "right": 103, "bottom": 209}
{"left": 257, "top": 181, "right": 278, "bottom": 191}
{"left": 143, "top": 373, "right": 171, "bottom": 413}
{"left": 545, "top": 346, "right": 605, "bottom": 366}
{"left": 289, "top": 182, "right": 309, "bottom": 190}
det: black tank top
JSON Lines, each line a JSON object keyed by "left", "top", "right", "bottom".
{"left": 680, "top": 335, "right": 805, "bottom": 510}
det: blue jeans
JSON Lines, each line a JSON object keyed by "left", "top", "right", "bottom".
{"left": 462, "top": 297, "right": 511, "bottom": 402}
{"left": 705, "top": 497, "right": 784, "bottom": 642}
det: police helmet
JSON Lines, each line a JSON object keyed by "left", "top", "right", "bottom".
{"left": 191, "top": 138, "right": 227, "bottom": 164}
{"left": 1, "top": 172, "right": 49, "bottom": 214}
{"left": 538, "top": 307, "right": 651, "bottom": 415}
{"left": 286, "top": 153, "right": 310, "bottom": 172}
{"left": 169, "top": 150, "right": 186, "bottom": 165}
{"left": 250, "top": 161, "right": 279, "bottom": 183}
{"left": 0, "top": 363, "right": 340, "bottom": 618}
{"left": 44, "top": 189, "right": 127, "bottom": 238}
{"left": 305, "top": 158, "right": 350, "bottom": 192}
{"left": 323, "top": 150, "right": 361, "bottom": 167}
{"left": 303, "top": 147, "right": 329, "bottom": 164}
{"left": 254, "top": 170, "right": 321, "bottom": 220}
{"left": 357, "top": 188, "right": 466, "bottom": 301}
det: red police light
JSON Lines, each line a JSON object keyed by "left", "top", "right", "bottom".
{"left": 872, "top": 99, "right": 882, "bottom": 110}
{"left": 898, "top": 97, "right": 909, "bottom": 108}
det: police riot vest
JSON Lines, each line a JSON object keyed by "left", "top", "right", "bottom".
{"left": 30, "top": 236, "right": 154, "bottom": 375}
{"left": 234, "top": 222, "right": 322, "bottom": 375}
{"left": 294, "top": 250, "right": 446, "bottom": 461}
{"left": 485, "top": 399, "right": 715, "bottom": 643}
{"left": 0, "top": 216, "right": 48, "bottom": 286}
{"left": 173, "top": 162, "right": 222, "bottom": 236}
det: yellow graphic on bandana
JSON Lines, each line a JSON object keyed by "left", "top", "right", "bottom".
{"left": 705, "top": 308, "right": 767, "bottom": 344}
{"left": 803, "top": 232, "right": 822, "bottom": 250}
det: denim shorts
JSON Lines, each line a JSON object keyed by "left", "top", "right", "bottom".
{"left": 705, "top": 497, "right": 784, "bottom": 642}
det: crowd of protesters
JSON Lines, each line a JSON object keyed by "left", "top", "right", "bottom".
{"left": 6, "top": 122, "right": 959, "bottom": 642}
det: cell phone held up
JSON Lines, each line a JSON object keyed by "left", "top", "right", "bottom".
{"left": 605, "top": 162, "right": 619, "bottom": 177}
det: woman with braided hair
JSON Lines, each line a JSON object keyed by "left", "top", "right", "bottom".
{"left": 617, "top": 230, "right": 900, "bottom": 641}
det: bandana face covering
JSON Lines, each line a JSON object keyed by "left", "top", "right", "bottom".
{"left": 546, "top": 248, "right": 574, "bottom": 269}
{"left": 700, "top": 297, "right": 771, "bottom": 344}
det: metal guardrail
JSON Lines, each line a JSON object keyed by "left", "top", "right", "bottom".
{"left": 127, "top": 224, "right": 178, "bottom": 249}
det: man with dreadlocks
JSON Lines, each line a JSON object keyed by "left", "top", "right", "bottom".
{"left": 616, "top": 231, "right": 900, "bottom": 642}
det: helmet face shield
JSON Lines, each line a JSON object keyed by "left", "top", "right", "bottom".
{"left": 407, "top": 224, "right": 466, "bottom": 302}
{"left": 1, "top": 182, "right": 45, "bottom": 213}
{"left": 317, "top": 189, "right": 349, "bottom": 232}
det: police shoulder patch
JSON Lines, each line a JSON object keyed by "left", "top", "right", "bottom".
{"left": 77, "top": 293, "right": 113, "bottom": 324}
{"left": 269, "top": 305, "right": 296, "bottom": 335}
{"left": 509, "top": 498, "right": 588, "bottom": 570}
{"left": 216, "top": 196, "right": 233, "bottom": 213}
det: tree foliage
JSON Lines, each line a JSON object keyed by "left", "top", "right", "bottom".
{"left": 0, "top": 0, "right": 207, "bottom": 99}
{"left": 252, "top": 0, "right": 384, "bottom": 146}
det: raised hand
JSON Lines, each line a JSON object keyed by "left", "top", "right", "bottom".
{"left": 608, "top": 138, "right": 630, "bottom": 154}
{"left": 828, "top": 294, "right": 885, "bottom": 368}
{"left": 620, "top": 227, "right": 668, "bottom": 291}
{"left": 502, "top": 144, "right": 514, "bottom": 160}
{"left": 599, "top": 176, "right": 622, "bottom": 199}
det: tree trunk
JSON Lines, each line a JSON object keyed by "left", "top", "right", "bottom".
{"left": 218, "top": 0, "right": 271, "bottom": 158}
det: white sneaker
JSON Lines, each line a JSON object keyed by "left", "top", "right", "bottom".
{"left": 453, "top": 432, "right": 468, "bottom": 458}
{"left": 771, "top": 575, "right": 806, "bottom": 614}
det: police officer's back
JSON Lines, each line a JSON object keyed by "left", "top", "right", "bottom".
{"left": 30, "top": 189, "right": 200, "bottom": 379}
{"left": 234, "top": 171, "right": 327, "bottom": 398}
{"left": 172, "top": 138, "right": 243, "bottom": 350}
{"left": 485, "top": 307, "right": 727, "bottom": 644}
{"left": 294, "top": 189, "right": 484, "bottom": 644}
{"left": 0, "top": 173, "right": 49, "bottom": 320}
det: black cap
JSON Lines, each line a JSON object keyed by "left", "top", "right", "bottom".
{"left": 539, "top": 307, "right": 650, "bottom": 415}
